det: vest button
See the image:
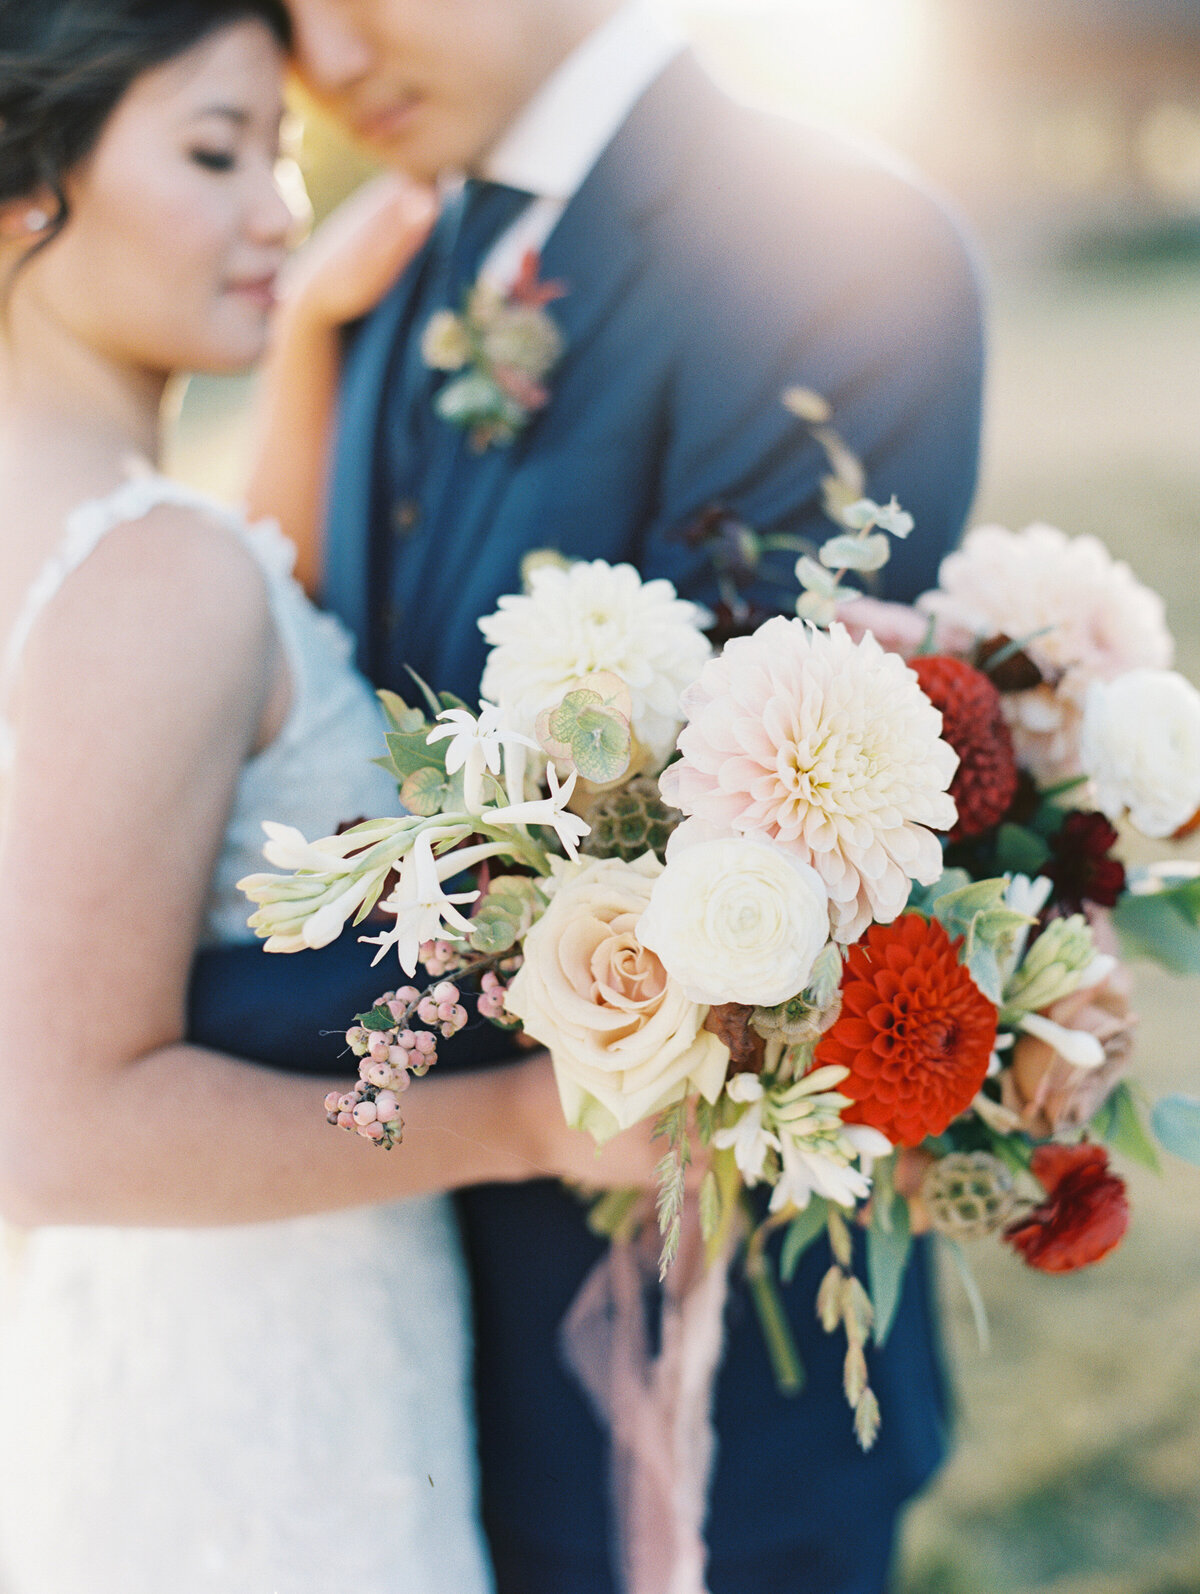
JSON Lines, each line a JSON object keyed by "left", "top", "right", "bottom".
{"left": 393, "top": 499, "right": 421, "bottom": 537}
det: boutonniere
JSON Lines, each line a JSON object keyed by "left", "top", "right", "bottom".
{"left": 421, "top": 250, "right": 567, "bottom": 452}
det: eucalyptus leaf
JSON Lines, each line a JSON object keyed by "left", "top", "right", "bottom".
{"left": 794, "top": 555, "right": 840, "bottom": 599}
{"left": 818, "top": 532, "right": 890, "bottom": 573}
{"left": 866, "top": 1163, "right": 912, "bottom": 1346}
{"left": 1151, "top": 1094, "right": 1200, "bottom": 1166}
{"left": 779, "top": 1197, "right": 829, "bottom": 1283}
{"left": 400, "top": 766, "right": 455, "bottom": 817}
{"left": 938, "top": 1236, "right": 990, "bottom": 1353}
{"left": 1113, "top": 877, "right": 1200, "bottom": 975}
{"left": 1091, "top": 1081, "right": 1162, "bottom": 1173}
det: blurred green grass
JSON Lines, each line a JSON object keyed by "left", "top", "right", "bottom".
{"left": 171, "top": 250, "right": 1200, "bottom": 1594}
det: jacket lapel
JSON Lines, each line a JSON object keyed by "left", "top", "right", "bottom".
{"left": 321, "top": 259, "right": 427, "bottom": 659}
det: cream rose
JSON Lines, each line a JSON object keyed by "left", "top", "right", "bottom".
{"left": 1081, "top": 669, "right": 1200, "bottom": 838}
{"left": 503, "top": 853, "right": 729, "bottom": 1139}
{"left": 637, "top": 834, "right": 831, "bottom": 1007}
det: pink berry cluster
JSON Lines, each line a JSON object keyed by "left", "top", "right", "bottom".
{"left": 324, "top": 982, "right": 467, "bottom": 1149}
{"left": 477, "top": 970, "right": 509, "bottom": 1022}
{"left": 419, "top": 939, "right": 468, "bottom": 977}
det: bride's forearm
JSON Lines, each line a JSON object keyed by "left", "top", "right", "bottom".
{"left": 0, "top": 1040, "right": 661, "bottom": 1229}
{"left": 0, "top": 1041, "right": 552, "bottom": 1228}
{"left": 244, "top": 303, "right": 340, "bottom": 598}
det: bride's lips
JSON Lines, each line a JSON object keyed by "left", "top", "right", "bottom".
{"left": 226, "top": 274, "right": 279, "bottom": 309}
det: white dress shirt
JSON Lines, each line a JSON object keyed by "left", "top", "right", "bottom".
{"left": 474, "top": 0, "right": 685, "bottom": 289}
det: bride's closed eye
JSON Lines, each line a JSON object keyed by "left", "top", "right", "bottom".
{"left": 190, "top": 147, "right": 238, "bottom": 172}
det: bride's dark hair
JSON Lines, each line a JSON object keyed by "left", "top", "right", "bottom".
{"left": 0, "top": 0, "right": 292, "bottom": 250}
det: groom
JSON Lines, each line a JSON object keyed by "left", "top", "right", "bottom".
{"left": 191, "top": 1, "right": 985, "bottom": 1589}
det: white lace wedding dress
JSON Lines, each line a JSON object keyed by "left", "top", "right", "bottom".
{"left": 0, "top": 475, "right": 494, "bottom": 1594}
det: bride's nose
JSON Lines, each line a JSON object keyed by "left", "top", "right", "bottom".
{"left": 246, "top": 166, "right": 296, "bottom": 249}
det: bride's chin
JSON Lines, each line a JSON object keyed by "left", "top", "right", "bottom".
{"left": 186, "top": 319, "right": 272, "bottom": 377}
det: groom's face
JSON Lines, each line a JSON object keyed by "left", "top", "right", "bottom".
{"left": 288, "top": 0, "right": 587, "bottom": 179}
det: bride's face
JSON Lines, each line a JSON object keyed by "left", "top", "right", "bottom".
{"left": 20, "top": 20, "right": 294, "bottom": 376}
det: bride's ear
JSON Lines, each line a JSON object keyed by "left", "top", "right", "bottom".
{"left": 0, "top": 193, "right": 58, "bottom": 243}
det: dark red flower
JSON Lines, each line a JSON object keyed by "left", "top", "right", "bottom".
{"left": 815, "top": 914, "right": 997, "bottom": 1148}
{"left": 1004, "top": 1143, "right": 1129, "bottom": 1273}
{"left": 1044, "top": 810, "right": 1126, "bottom": 913}
{"left": 910, "top": 655, "right": 1019, "bottom": 839}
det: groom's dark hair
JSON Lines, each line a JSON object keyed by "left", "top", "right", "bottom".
{"left": 0, "top": 0, "right": 292, "bottom": 254}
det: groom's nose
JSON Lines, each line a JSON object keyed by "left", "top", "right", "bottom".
{"left": 287, "top": 0, "right": 375, "bottom": 94}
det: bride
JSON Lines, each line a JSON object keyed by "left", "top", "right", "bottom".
{"left": 0, "top": 3, "right": 658, "bottom": 1590}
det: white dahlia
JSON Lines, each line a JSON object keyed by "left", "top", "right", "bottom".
{"left": 919, "top": 524, "right": 1173, "bottom": 781}
{"left": 478, "top": 560, "right": 712, "bottom": 766}
{"left": 659, "top": 619, "right": 958, "bottom": 942}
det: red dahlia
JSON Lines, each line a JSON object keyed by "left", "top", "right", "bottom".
{"left": 909, "top": 655, "right": 1019, "bottom": 840}
{"left": 815, "top": 914, "right": 997, "bottom": 1147}
{"left": 1045, "top": 810, "right": 1126, "bottom": 912}
{"left": 1004, "top": 1143, "right": 1129, "bottom": 1273}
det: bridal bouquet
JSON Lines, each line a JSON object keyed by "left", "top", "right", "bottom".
{"left": 240, "top": 400, "right": 1200, "bottom": 1451}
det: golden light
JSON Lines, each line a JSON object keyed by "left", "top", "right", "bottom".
{"left": 657, "top": 0, "right": 934, "bottom": 131}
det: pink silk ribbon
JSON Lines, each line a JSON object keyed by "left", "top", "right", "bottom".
{"left": 560, "top": 1202, "right": 736, "bottom": 1594}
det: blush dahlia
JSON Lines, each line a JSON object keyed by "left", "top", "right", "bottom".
{"left": 1004, "top": 1143, "right": 1129, "bottom": 1273}
{"left": 815, "top": 914, "right": 997, "bottom": 1147}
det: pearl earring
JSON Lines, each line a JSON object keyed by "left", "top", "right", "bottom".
{"left": 24, "top": 208, "right": 49, "bottom": 233}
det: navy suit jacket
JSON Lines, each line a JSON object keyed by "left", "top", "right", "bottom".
{"left": 189, "top": 52, "right": 984, "bottom": 1583}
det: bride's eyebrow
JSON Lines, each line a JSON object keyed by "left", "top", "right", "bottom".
{"left": 189, "top": 105, "right": 251, "bottom": 127}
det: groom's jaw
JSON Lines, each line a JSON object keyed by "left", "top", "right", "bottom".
{"left": 288, "top": 0, "right": 623, "bottom": 181}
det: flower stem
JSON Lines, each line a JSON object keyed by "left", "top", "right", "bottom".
{"left": 745, "top": 1215, "right": 805, "bottom": 1395}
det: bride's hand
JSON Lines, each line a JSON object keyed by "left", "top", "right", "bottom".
{"left": 281, "top": 173, "right": 437, "bottom": 333}
{"left": 515, "top": 1050, "right": 707, "bottom": 1191}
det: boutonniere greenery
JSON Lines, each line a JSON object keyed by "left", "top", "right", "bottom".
{"left": 421, "top": 250, "right": 567, "bottom": 452}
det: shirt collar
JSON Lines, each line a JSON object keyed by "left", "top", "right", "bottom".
{"left": 478, "top": 1, "right": 685, "bottom": 202}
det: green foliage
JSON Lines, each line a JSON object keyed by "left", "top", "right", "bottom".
{"left": 1092, "top": 1081, "right": 1163, "bottom": 1173}
{"left": 537, "top": 678, "right": 632, "bottom": 785}
{"left": 357, "top": 1003, "right": 396, "bottom": 1033}
{"left": 930, "top": 876, "right": 1033, "bottom": 1004}
{"left": 867, "top": 1160, "right": 914, "bottom": 1346}
{"left": 779, "top": 1196, "right": 829, "bottom": 1283}
{"left": 698, "top": 1170, "right": 722, "bottom": 1243}
{"left": 1113, "top": 874, "right": 1200, "bottom": 975}
{"left": 994, "top": 822, "right": 1052, "bottom": 877}
{"left": 1151, "top": 1093, "right": 1200, "bottom": 1166}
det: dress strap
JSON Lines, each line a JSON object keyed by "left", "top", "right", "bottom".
{"left": 0, "top": 474, "right": 249, "bottom": 763}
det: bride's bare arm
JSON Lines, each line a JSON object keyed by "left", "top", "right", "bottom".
{"left": 244, "top": 175, "right": 436, "bottom": 597}
{"left": 0, "top": 507, "right": 656, "bottom": 1227}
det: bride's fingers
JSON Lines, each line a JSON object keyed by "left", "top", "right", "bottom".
{"left": 518, "top": 1052, "right": 711, "bottom": 1191}
{"left": 282, "top": 173, "right": 438, "bottom": 329}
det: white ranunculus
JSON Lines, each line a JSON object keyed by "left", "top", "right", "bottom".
{"left": 1080, "top": 669, "right": 1200, "bottom": 838}
{"left": 503, "top": 853, "right": 729, "bottom": 1139}
{"left": 636, "top": 834, "right": 830, "bottom": 1008}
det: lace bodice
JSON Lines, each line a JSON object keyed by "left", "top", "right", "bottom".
{"left": 0, "top": 472, "right": 398, "bottom": 944}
